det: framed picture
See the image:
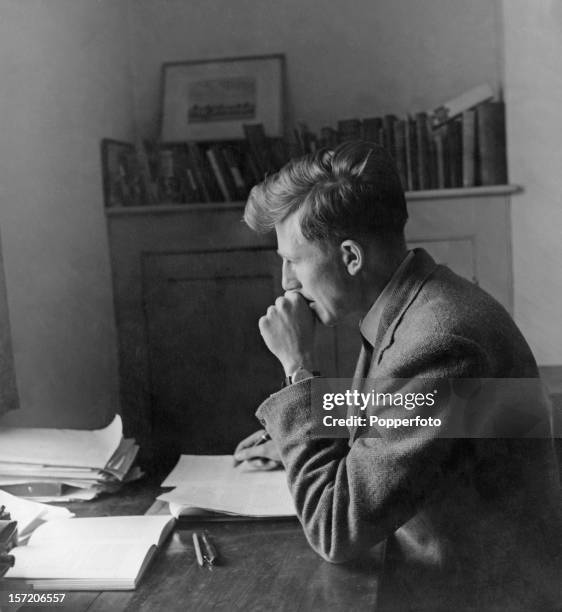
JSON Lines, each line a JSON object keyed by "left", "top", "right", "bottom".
{"left": 100, "top": 139, "right": 145, "bottom": 207}
{"left": 159, "top": 54, "right": 285, "bottom": 142}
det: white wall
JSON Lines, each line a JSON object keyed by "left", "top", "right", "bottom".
{"left": 0, "top": 0, "right": 134, "bottom": 427}
{"left": 502, "top": 0, "right": 562, "bottom": 365}
{"left": 130, "top": 0, "right": 501, "bottom": 137}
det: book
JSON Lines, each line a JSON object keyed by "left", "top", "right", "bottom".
{"left": 405, "top": 117, "right": 418, "bottom": 191}
{"left": 393, "top": 119, "right": 408, "bottom": 189}
{"left": 462, "top": 109, "right": 477, "bottom": 187}
{"left": 415, "top": 112, "right": 432, "bottom": 190}
{"left": 243, "top": 123, "right": 276, "bottom": 177}
{"left": 186, "top": 142, "right": 222, "bottom": 202}
{"left": 5, "top": 515, "right": 175, "bottom": 590}
{"left": 158, "top": 455, "right": 296, "bottom": 519}
{"left": 448, "top": 118, "right": 463, "bottom": 188}
{"left": 206, "top": 146, "right": 234, "bottom": 202}
{"left": 221, "top": 146, "right": 248, "bottom": 200}
{"left": 432, "top": 83, "right": 494, "bottom": 127}
{"left": 382, "top": 114, "right": 397, "bottom": 158}
{"left": 361, "top": 117, "right": 383, "bottom": 145}
{"left": 319, "top": 126, "right": 339, "bottom": 149}
{"left": 433, "top": 126, "right": 448, "bottom": 189}
{"left": 477, "top": 101, "right": 508, "bottom": 186}
{"left": 337, "top": 118, "right": 362, "bottom": 143}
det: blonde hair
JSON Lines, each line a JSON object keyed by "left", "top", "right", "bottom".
{"left": 244, "top": 141, "right": 407, "bottom": 246}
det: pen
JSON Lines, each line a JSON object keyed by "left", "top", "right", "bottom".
{"left": 201, "top": 531, "right": 218, "bottom": 566}
{"left": 192, "top": 532, "right": 204, "bottom": 567}
{"left": 233, "top": 432, "right": 271, "bottom": 467}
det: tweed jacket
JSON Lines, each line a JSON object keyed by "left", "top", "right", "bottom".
{"left": 256, "top": 249, "right": 562, "bottom": 611}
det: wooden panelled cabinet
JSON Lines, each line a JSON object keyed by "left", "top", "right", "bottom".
{"left": 106, "top": 186, "right": 517, "bottom": 470}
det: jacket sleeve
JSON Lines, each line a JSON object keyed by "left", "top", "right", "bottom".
{"left": 256, "top": 334, "right": 488, "bottom": 563}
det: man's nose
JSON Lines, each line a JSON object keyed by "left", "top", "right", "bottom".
{"left": 281, "top": 262, "right": 300, "bottom": 292}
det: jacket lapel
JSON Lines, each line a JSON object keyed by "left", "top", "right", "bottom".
{"left": 367, "top": 248, "right": 439, "bottom": 372}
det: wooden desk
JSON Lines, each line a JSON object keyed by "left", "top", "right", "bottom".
{"left": 2, "top": 481, "right": 381, "bottom": 612}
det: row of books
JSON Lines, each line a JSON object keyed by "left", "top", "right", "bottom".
{"left": 103, "top": 84, "right": 508, "bottom": 207}
{"left": 116, "top": 123, "right": 295, "bottom": 207}
{"left": 300, "top": 100, "right": 507, "bottom": 191}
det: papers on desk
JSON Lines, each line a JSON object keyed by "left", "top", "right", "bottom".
{"left": 0, "top": 489, "right": 72, "bottom": 541}
{"left": 0, "top": 415, "right": 142, "bottom": 502}
{"left": 158, "top": 455, "right": 296, "bottom": 518}
{"left": 5, "top": 515, "right": 175, "bottom": 590}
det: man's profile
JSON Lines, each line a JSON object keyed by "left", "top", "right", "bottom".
{"left": 234, "top": 141, "right": 562, "bottom": 610}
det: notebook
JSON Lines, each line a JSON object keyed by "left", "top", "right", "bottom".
{"left": 5, "top": 515, "right": 175, "bottom": 590}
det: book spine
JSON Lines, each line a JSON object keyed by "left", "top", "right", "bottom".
{"left": 221, "top": 147, "right": 248, "bottom": 200}
{"left": 462, "top": 110, "right": 477, "bottom": 187}
{"left": 320, "top": 127, "right": 339, "bottom": 149}
{"left": 405, "top": 117, "right": 418, "bottom": 191}
{"left": 361, "top": 117, "right": 383, "bottom": 145}
{"left": 157, "top": 148, "right": 182, "bottom": 203}
{"left": 393, "top": 119, "right": 408, "bottom": 190}
{"left": 433, "top": 127, "right": 447, "bottom": 189}
{"left": 206, "top": 148, "right": 233, "bottom": 202}
{"left": 337, "top": 118, "right": 362, "bottom": 143}
{"left": 243, "top": 123, "right": 275, "bottom": 177}
{"left": 415, "top": 112, "right": 431, "bottom": 190}
{"left": 186, "top": 143, "right": 212, "bottom": 203}
{"left": 382, "top": 115, "right": 397, "bottom": 158}
{"left": 447, "top": 118, "right": 463, "bottom": 188}
{"left": 477, "top": 101, "right": 508, "bottom": 186}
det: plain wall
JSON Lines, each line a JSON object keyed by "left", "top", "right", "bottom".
{"left": 130, "top": 0, "right": 502, "bottom": 137}
{"left": 0, "top": 0, "right": 134, "bottom": 427}
{"left": 502, "top": 0, "right": 562, "bottom": 364}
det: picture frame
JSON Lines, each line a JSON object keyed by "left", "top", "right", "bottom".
{"left": 100, "top": 139, "right": 145, "bottom": 207}
{"left": 159, "top": 54, "right": 285, "bottom": 143}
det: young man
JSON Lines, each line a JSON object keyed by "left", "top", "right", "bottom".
{"left": 234, "top": 142, "right": 561, "bottom": 610}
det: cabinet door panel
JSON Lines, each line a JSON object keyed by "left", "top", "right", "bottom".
{"left": 144, "top": 249, "right": 282, "bottom": 462}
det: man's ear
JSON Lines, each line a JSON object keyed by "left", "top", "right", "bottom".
{"left": 340, "top": 240, "right": 364, "bottom": 276}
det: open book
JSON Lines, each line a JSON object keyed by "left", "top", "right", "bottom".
{"left": 157, "top": 455, "right": 296, "bottom": 519}
{"left": 5, "top": 515, "right": 175, "bottom": 590}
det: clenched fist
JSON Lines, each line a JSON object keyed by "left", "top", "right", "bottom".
{"left": 259, "top": 291, "right": 318, "bottom": 376}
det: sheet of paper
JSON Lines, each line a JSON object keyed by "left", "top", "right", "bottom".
{"left": 161, "top": 454, "right": 278, "bottom": 487}
{"left": 158, "top": 455, "right": 295, "bottom": 517}
{"left": 0, "top": 489, "right": 73, "bottom": 537}
{"left": 0, "top": 414, "right": 122, "bottom": 468}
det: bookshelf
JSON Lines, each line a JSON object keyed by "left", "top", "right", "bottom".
{"left": 105, "top": 185, "right": 518, "bottom": 468}
{"left": 104, "top": 185, "right": 520, "bottom": 216}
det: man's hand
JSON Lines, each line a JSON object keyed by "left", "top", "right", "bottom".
{"left": 259, "top": 291, "right": 317, "bottom": 376}
{"left": 233, "top": 429, "right": 282, "bottom": 470}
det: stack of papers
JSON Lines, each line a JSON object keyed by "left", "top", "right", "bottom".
{"left": 0, "top": 415, "right": 142, "bottom": 502}
{"left": 157, "top": 455, "right": 296, "bottom": 519}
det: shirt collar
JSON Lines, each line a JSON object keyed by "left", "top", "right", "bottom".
{"left": 359, "top": 250, "right": 415, "bottom": 347}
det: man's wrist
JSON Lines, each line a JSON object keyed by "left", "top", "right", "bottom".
{"left": 283, "top": 355, "right": 317, "bottom": 378}
{"left": 283, "top": 365, "right": 321, "bottom": 387}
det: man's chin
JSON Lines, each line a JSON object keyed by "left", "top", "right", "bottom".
{"left": 312, "top": 306, "right": 337, "bottom": 327}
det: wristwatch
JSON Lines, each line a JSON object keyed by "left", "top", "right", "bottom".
{"left": 284, "top": 366, "right": 321, "bottom": 387}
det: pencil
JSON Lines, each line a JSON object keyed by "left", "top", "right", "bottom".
{"left": 201, "top": 531, "right": 218, "bottom": 565}
{"left": 233, "top": 433, "right": 271, "bottom": 467}
{"left": 192, "top": 532, "right": 204, "bottom": 567}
